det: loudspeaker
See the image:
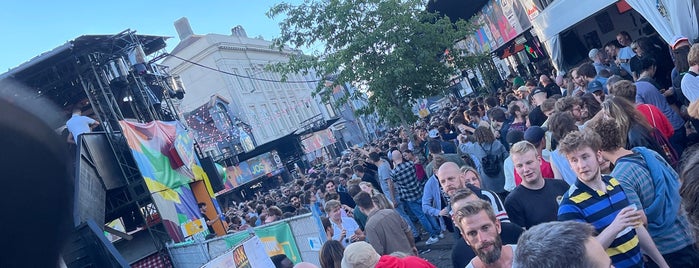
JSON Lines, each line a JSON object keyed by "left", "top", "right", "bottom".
{"left": 200, "top": 156, "right": 224, "bottom": 193}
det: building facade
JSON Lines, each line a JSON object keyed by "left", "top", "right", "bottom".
{"left": 162, "top": 18, "right": 322, "bottom": 145}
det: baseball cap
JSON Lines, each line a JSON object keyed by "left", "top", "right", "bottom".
{"left": 588, "top": 48, "right": 600, "bottom": 59}
{"left": 341, "top": 241, "right": 380, "bottom": 268}
{"left": 671, "top": 35, "right": 690, "bottom": 50}
{"left": 531, "top": 87, "right": 546, "bottom": 96}
{"left": 524, "top": 126, "right": 547, "bottom": 144}
{"left": 586, "top": 80, "right": 604, "bottom": 94}
{"left": 517, "top": 86, "right": 529, "bottom": 92}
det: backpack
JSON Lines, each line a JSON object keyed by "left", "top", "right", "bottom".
{"left": 480, "top": 143, "right": 501, "bottom": 177}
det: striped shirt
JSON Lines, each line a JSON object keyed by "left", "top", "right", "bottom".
{"left": 612, "top": 152, "right": 695, "bottom": 254}
{"left": 558, "top": 176, "right": 642, "bottom": 268}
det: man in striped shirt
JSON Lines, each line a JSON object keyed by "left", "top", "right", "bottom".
{"left": 557, "top": 129, "right": 668, "bottom": 268}
{"left": 590, "top": 119, "right": 699, "bottom": 266}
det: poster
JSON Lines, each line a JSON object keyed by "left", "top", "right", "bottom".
{"left": 301, "top": 129, "right": 337, "bottom": 153}
{"left": 518, "top": 0, "right": 541, "bottom": 21}
{"left": 222, "top": 152, "right": 282, "bottom": 190}
{"left": 202, "top": 236, "right": 274, "bottom": 268}
{"left": 223, "top": 222, "right": 302, "bottom": 263}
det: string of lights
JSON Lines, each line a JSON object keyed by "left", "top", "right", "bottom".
{"left": 164, "top": 53, "right": 323, "bottom": 84}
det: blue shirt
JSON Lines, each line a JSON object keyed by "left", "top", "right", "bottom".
{"left": 635, "top": 81, "right": 684, "bottom": 130}
{"left": 558, "top": 176, "right": 643, "bottom": 268}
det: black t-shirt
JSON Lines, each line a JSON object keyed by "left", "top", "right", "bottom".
{"left": 528, "top": 106, "right": 547, "bottom": 127}
{"left": 338, "top": 191, "right": 356, "bottom": 208}
{"left": 504, "top": 179, "right": 570, "bottom": 229}
{"left": 451, "top": 222, "right": 524, "bottom": 268}
{"left": 544, "top": 83, "right": 561, "bottom": 97}
{"left": 202, "top": 214, "right": 215, "bottom": 234}
{"left": 361, "top": 172, "right": 382, "bottom": 194}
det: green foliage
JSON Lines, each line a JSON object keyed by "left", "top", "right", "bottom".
{"left": 267, "top": 0, "right": 487, "bottom": 126}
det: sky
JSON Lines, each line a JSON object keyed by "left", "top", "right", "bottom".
{"left": 0, "top": 0, "right": 299, "bottom": 72}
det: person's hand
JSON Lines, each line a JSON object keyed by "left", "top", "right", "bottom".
{"left": 608, "top": 206, "right": 642, "bottom": 234}
{"left": 340, "top": 228, "right": 347, "bottom": 240}
{"left": 412, "top": 246, "right": 418, "bottom": 256}
{"left": 439, "top": 207, "right": 449, "bottom": 217}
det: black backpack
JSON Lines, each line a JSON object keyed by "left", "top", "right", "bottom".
{"left": 480, "top": 143, "right": 501, "bottom": 177}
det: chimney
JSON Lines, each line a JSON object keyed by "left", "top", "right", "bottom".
{"left": 174, "top": 17, "right": 194, "bottom": 41}
{"left": 231, "top": 25, "right": 247, "bottom": 38}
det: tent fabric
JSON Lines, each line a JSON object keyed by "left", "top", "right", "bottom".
{"left": 531, "top": 0, "right": 616, "bottom": 43}
{"left": 531, "top": 0, "right": 616, "bottom": 71}
{"left": 625, "top": 0, "right": 675, "bottom": 43}
{"left": 613, "top": 0, "right": 698, "bottom": 44}
{"left": 532, "top": 0, "right": 697, "bottom": 72}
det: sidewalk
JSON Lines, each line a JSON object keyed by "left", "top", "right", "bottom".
{"left": 415, "top": 231, "right": 457, "bottom": 268}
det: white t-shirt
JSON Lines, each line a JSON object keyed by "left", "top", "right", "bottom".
{"left": 465, "top": 244, "right": 517, "bottom": 268}
{"left": 66, "top": 114, "right": 97, "bottom": 141}
{"left": 331, "top": 216, "right": 360, "bottom": 247}
{"left": 681, "top": 71, "right": 699, "bottom": 102}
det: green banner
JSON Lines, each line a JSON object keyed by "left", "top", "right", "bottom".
{"left": 223, "top": 222, "right": 302, "bottom": 263}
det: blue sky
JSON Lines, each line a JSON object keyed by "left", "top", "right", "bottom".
{"left": 0, "top": 0, "right": 297, "bottom": 72}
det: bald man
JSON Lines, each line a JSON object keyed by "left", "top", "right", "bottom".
{"left": 293, "top": 262, "right": 319, "bottom": 268}
{"left": 437, "top": 162, "right": 509, "bottom": 223}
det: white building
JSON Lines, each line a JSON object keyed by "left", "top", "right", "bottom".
{"left": 162, "top": 17, "right": 322, "bottom": 144}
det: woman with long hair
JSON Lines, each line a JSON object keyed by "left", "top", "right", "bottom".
{"left": 319, "top": 240, "right": 344, "bottom": 268}
{"left": 600, "top": 95, "right": 674, "bottom": 165}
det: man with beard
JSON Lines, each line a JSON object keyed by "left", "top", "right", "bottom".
{"left": 454, "top": 199, "right": 516, "bottom": 268}
{"left": 554, "top": 96, "right": 586, "bottom": 127}
{"left": 437, "top": 162, "right": 509, "bottom": 222}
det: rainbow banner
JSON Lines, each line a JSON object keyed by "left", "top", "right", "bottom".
{"left": 120, "top": 120, "right": 218, "bottom": 242}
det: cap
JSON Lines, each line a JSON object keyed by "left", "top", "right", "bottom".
{"left": 513, "top": 77, "right": 525, "bottom": 87}
{"left": 428, "top": 129, "right": 439, "bottom": 138}
{"left": 524, "top": 126, "right": 547, "bottom": 144}
{"left": 531, "top": 87, "right": 546, "bottom": 96}
{"left": 671, "top": 35, "right": 690, "bottom": 50}
{"left": 586, "top": 80, "right": 604, "bottom": 93}
{"left": 517, "top": 86, "right": 529, "bottom": 92}
{"left": 341, "top": 241, "right": 380, "bottom": 268}
{"left": 588, "top": 48, "right": 600, "bottom": 59}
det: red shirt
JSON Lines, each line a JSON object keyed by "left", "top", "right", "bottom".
{"left": 514, "top": 156, "right": 554, "bottom": 186}
{"left": 636, "top": 104, "right": 674, "bottom": 139}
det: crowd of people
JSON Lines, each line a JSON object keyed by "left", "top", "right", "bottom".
{"left": 213, "top": 32, "right": 699, "bottom": 268}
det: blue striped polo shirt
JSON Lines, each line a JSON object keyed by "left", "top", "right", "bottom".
{"left": 558, "top": 175, "right": 642, "bottom": 268}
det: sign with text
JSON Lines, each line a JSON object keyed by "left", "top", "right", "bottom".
{"left": 223, "top": 151, "right": 283, "bottom": 189}
{"left": 202, "top": 236, "right": 273, "bottom": 268}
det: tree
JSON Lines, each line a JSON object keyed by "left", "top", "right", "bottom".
{"left": 267, "top": 0, "right": 487, "bottom": 127}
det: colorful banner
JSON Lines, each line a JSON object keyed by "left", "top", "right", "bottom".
{"left": 223, "top": 151, "right": 283, "bottom": 190}
{"left": 203, "top": 236, "right": 274, "bottom": 268}
{"left": 120, "top": 120, "right": 218, "bottom": 242}
{"left": 468, "top": 0, "right": 533, "bottom": 53}
{"left": 301, "top": 129, "right": 337, "bottom": 153}
{"left": 223, "top": 222, "right": 302, "bottom": 264}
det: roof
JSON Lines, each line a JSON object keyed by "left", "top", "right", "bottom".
{"left": 0, "top": 30, "right": 170, "bottom": 109}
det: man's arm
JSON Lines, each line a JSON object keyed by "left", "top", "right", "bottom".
{"left": 595, "top": 206, "right": 641, "bottom": 248}
{"left": 387, "top": 178, "right": 397, "bottom": 204}
{"left": 400, "top": 213, "right": 417, "bottom": 255}
{"left": 635, "top": 224, "right": 669, "bottom": 268}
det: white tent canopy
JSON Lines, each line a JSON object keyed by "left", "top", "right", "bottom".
{"left": 532, "top": 0, "right": 698, "bottom": 72}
